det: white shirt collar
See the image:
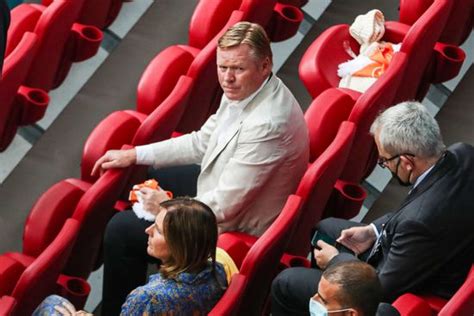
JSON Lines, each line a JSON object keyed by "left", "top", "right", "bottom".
{"left": 413, "top": 164, "right": 435, "bottom": 188}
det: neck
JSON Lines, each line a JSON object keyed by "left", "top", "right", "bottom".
{"left": 411, "top": 153, "right": 443, "bottom": 182}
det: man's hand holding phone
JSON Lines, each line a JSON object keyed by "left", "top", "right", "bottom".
{"left": 336, "top": 225, "right": 377, "bottom": 255}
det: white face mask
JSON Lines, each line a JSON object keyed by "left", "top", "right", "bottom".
{"left": 309, "top": 298, "right": 353, "bottom": 316}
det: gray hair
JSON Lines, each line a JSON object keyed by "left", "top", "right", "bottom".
{"left": 370, "top": 101, "right": 445, "bottom": 158}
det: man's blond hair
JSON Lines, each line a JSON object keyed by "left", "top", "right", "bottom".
{"left": 218, "top": 21, "right": 272, "bottom": 62}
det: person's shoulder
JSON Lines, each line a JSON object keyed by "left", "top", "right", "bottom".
{"left": 376, "top": 302, "right": 400, "bottom": 316}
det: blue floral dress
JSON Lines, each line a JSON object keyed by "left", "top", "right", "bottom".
{"left": 121, "top": 262, "right": 227, "bottom": 315}
{"left": 33, "top": 262, "right": 227, "bottom": 316}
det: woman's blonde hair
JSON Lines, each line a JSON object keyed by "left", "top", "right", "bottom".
{"left": 159, "top": 197, "right": 218, "bottom": 279}
{"left": 218, "top": 21, "right": 272, "bottom": 62}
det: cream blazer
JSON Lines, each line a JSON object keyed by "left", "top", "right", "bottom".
{"left": 137, "top": 75, "right": 309, "bottom": 236}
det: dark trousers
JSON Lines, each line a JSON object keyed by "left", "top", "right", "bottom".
{"left": 271, "top": 217, "right": 367, "bottom": 316}
{"left": 101, "top": 165, "right": 200, "bottom": 316}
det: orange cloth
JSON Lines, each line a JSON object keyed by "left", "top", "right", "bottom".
{"left": 353, "top": 42, "right": 395, "bottom": 78}
{"left": 129, "top": 179, "right": 173, "bottom": 202}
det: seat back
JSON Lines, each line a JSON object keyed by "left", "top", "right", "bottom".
{"left": 342, "top": 52, "right": 408, "bottom": 182}
{"left": 10, "top": 218, "right": 80, "bottom": 316}
{"left": 0, "top": 296, "right": 16, "bottom": 316}
{"left": 389, "top": 0, "right": 452, "bottom": 103}
{"left": 25, "top": 0, "right": 85, "bottom": 91}
{"left": 439, "top": 264, "right": 474, "bottom": 316}
{"left": 287, "top": 122, "right": 356, "bottom": 256}
{"left": 65, "top": 167, "right": 132, "bottom": 279}
{"left": 0, "top": 32, "right": 39, "bottom": 152}
{"left": 133, "top": 76, "right": 194, "bottom": 145}
{"left": 208, "top": 274, "right": 248, "bottom": 316}
{"left": 304, "top": 88, "right": 354, "bottom": 162}
{"left": 392, "top": 293, "right": 433, "bottom": 316}
{"left": 399, "top": 0, "right": 473, "bottom": 45}
{"left": 176, "top": 10, "right": 245, "bottom": 133}
{"left": 76, "top": 0, "right": 122, "bottom": 29}
{"left": 236, "top": 195, "right": 303, "bottom": 315}
{"left": 299, "top": 24, "right": 357, "bottom": 99}
{"left": 188, "top": 0, "right": 275, "bottom": 49}
{"left": 23, "top": 179, "right": 88, "bottom": 257}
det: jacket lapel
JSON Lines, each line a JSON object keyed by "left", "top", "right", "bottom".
{"left": 200, "top": 75, "right": 277, "bottom": 172}
{"left": 398, "top": 151, "right": 452, "bottom": 210}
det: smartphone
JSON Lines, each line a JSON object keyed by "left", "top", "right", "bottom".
{"left": 311, "top": 230, "right": 336, "bottom": 249}
{"left": 311, "top": 230, "right": 355, "bottom": 255}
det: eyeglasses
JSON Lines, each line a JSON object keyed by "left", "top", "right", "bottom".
{"left": 377, "top": 153, "right": 414, "bottom": 169}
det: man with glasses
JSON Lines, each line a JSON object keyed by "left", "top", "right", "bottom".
{"left": 272, "top": 101, "right": 474, "bottom": 315}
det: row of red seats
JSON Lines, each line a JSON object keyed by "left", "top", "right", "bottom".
{"left": 0, "top": 0, "right": 308, "bottom": 314}
{"left": 210, "top": 0, "right": 473, "bottom": 314}
{"left": 0, "top": 0, "right": 124, "bottom": 152}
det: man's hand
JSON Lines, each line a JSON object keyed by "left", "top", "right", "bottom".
{"left": 337, "top": 225, "right": 377, "bottom": 255}
{"left": 313, "top": 240, "right": 339, "bottom": 269}
{"left": 138, "top": 187, "right": 171, "bottom": 215}
{"left": 91, "top": 149, "right": 137, "bottom": 176}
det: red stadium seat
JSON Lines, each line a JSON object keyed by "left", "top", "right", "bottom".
{"left": 439, "top": 264, "right": 474, "bottom": 316}
{"left": 392, "top": 293, "right": 433, "bottom": 316}
{"left": 399, "top": 0, "right": 474, "bottom": 46}
{"left": 384, "top": 0, "right": 462, "bottom": 102}
{"left": 42, "top": 0, "right": 122, "bottom": 29}
{"left": 342, "top": 52, "right": 408, "bottom": 183}
{"left": 208, "top": 274, "right": 248, "bottom": 316}
{"left": 0, "top": 32, "right": 50, "bottom": 152}
{"left": 218, "top": 195, "right": 303, "bottom": 315}
{"left": 392, "top": 264, "right": 474, "bottom": 316}
{"left": 81, "top": 76, "right": 193, "bottom": 183}
{"left": 0, "top": 296, "right": 16, "bottom": 315}
{"left": 299, "top": 0, "right": 462, "bottom": 103}
{"left": 287, "top": 122, "right": 356, "bottom": 256}
{"left": 1, "top": 219, "right": 79, "bottom": 316}
{"left": 7, "top": 0, "right": 103, "bottom": 92}
{"left": 189, "top": 0, "right": 303, "bottom": 48}
{"left": 23, "top": 166, "right": 132, "bottom": 280}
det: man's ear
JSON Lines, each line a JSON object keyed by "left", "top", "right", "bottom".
{"left": 261, "top": 56, "right": 272, "bottom": 75}
{"left": 400, "top": 155, "right": 415, "bottom": 171}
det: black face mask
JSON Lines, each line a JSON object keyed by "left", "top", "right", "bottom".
{"left": 391, "top": 158, "right": 412, "bottom": 187}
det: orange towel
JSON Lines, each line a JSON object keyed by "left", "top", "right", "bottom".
{"left": 129, "top": 179, "right": 173, "bottom": 202}
{"left": 353, "top": 42, "right": 395, "bottom": 78}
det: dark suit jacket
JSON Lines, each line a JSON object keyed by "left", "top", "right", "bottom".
{"left": 332, "top": 143, "right": 474, "bottom": 302}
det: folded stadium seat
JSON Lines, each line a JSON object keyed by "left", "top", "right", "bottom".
{"left": 188, "top": 0, "right": 304, "bottom": 49}
{"left": 301, "top": 52, "right": 407, "bottom": 220}
{"left": 22, "top": 166, "right": 132, "bottom": 283}
{"left": 6, "top": 0, "right": 103, "bottom": 92}
{"left": 0, "top": 219, "right": 80, "bottom": 316}
{"left": 0, "top": 32, "right": 50, "bottom": 152}
{"left": 0, "top": 296, "right": 16, "bottom": 315}
{"left": 392, "top": 264, "right": 474, "bottom": 316}
{"left": 399, "top": 0, "right": 474, "bottom": 46}
{"left": 325, "top": 52, "right": 408, "bottom": 219}
{"left": 42, "top": 0, "right": 123, "bottom": 29}
{"left": 392, "top": 293, "right": 433, "bottom": 316}
{"left": 285, "top": 121, "right": 357, "bottom": 256}
{"left": 217, "top": 195, "right": 304, "bottom": 315}
{"left": 208, "top": 274, "right": 248, "bottom": 316}
{"left": 439, "top": 264, "right": 474, "bottom": 316}
{"left": 299, "top": 0, "right": 463, "bottom": 103}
